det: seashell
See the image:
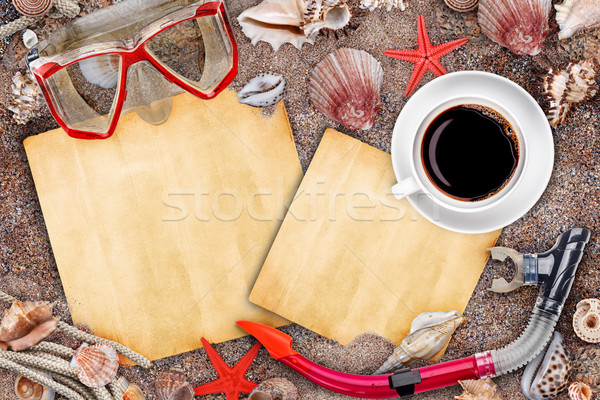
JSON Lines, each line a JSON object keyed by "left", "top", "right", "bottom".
{"left": 568, "top": 382, "right": 593, "bottom": 400}
{"left": 573, "top": 347, "right": 600, "bottom": 388}
{"left": 7, "top": 71, "right": 46, "bottom": 125}
{"left": 309, "top": 48, "right": 383, "bottom": 131}
{"left": 238, "top": 0, "right": 351, "bottom": 52}
{"left": 237, "top": 72, "right": 286, "bottom": 107}
{"left": 444, "top": 0, "right": 478, "bottom": 13}
{"left": 573, "top": 298, "right": 600, "bottom": 343}
{"left": 15, "top": 375, "right": 55, "bottom": 400}
{"left": 555, "top": 0, "right": 600, "bottom": 40}
{"left": 374, "top": 310, "right": 466, "bottom": 374}
{"left": 12, "top": 0, "right": 53, "bottom": 17}
{"left": 359, "top": 0, "right": 406, "bottom": 12}
{"left": 521, "top": 331, "right": 571, "bottom": 400}
{"left": 477, "top": 0, "right": 551, "bottom": 55}
{"left": 115, "top": 377, "right": 146, "bottom": 400}
{"left": 455, "top": 378, "right": 503, "bottom": 400}
{"left": 79, "top": 55, "right": 120, "bottom": 89}
{"left": 23, "top": 29, "right": 38, "bottom": 49}
{"left": 70, "top": 344, "right": 119, "bottom": 388}
{"left": 155, "top": 369, "right": 194, "bottom": 400}
{"left": 542, "top": 59, "right": 598, "bottom": 127}
{"left": 0, "top": 300, "right": 57, "bottom": 351}
{"left": 249, "top": 378, "right": 298, "bottom": 400}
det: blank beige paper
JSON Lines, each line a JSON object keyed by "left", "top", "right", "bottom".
{"left": 24, "top": 91, "right": 302, "bottom": 360}
{"left": 250, "top": 129, "right": 500, "bottom": 345}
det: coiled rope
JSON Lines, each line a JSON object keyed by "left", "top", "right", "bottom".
{"left": 0, "top": 289, "right": 152, "bottom": 400}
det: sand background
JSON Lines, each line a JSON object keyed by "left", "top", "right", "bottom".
{"left": 1, "top": 0, "right": 599, "bottom": 399}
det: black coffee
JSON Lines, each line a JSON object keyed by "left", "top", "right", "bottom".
{"left": 421, "top": 105, "right": 519, "bottom": 202}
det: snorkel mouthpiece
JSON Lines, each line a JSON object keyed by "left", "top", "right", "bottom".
{"left": 239, "top": 228, "right": 591, "bottom": 398}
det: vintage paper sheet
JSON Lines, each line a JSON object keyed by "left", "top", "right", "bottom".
{"left": 24, "top": 91, "right": 302, "bottom": 360}
{"left": 250, "top": 129, "right": 500, "bottom": 345}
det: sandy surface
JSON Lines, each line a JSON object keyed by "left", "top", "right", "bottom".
{"left": 1, "top": 0, "right": 599, "bottom": 399}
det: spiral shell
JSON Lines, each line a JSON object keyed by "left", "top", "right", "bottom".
{"left": 70, "top": 344, "right": 119, "bottom": 388}
{"left": 568, "top": 382, "right": 593, "bottom": 400}
{"left": 573, "top": 298, "right": 600, "bottom": 343}
{"left": 455, "top": 379, "right": 503, "bottom": 400}
{"left": 374, "top": 311, "right": 466, "bottom": 374}
{"left": 14, "top": 375, "right": 55, "bottom": 400}
{"left": 155, "top": 369, "right": 193, "bottom": 400}
{"left": 237, "top": 73, "right": 286, "bottom": 107}
{"left": 0, "top": 300, "right": 57, "bottom": 351}
{"left": 444, "top": 0, "right": 478, "bottom": 12}
{"left": 249, "top": 378, "right": 298, "bottom": 400}
{"left": 12, "top": 0, "right": 53, "bottom": 17}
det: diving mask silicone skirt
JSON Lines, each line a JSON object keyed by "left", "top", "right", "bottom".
{"left": 26, "top": 0, "right": 238, "bottom": 139}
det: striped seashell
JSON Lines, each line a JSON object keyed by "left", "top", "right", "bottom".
{"left": 309, "top": 48, "right": 383, "bottom": 131}
{"left": 249, "top": 378, "right": 298, "bottom": 400}
{"left": 478, "top": 0, "right": 551, "bottom": 55}
{"left": 444, "top": 0, "right": 478, "bottom": 12}
{"left": 568, "top": 382, "right": 593, "bottom": 400}
{"left": 12, "top": 0, "right": 53, "bottom": 17}
{"left": 155, "top": 369, "right": 193, "bottom": 400}
{"left": 70, "top": 344, "right": 119, "bottom": 388}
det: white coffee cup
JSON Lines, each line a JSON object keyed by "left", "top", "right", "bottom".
{"left": 391, "top": 96, "right": 527, "bottom": 213}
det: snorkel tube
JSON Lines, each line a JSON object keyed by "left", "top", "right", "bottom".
{"left": 238, "top": 228, "right": 590, "bottom": 398}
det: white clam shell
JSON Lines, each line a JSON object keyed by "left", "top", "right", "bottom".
{"left": 555, "top": 0, "right": 600, "bottom": 40}
{"left": 79, "top": 55, "right": 120, "bottom": 89}
{"left": 374, "top": 310, "right": 466, "bottom": 374}
{"left": 238, "top": 0, "right": 350, "bottom": 51}
{"left": 237, "top": 72, "right": 286, "bottom": 107}
{"left": 478, "top": 0, "right": 552, "bottom": 55}
{"left": 573, "top": 298, "right": 600, "bottom": 344}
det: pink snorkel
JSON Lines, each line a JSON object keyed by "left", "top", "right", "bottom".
{"left": 238, "top": 228, "right": 590, "bottom": 398}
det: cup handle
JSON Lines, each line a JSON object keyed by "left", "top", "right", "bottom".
{"left": 392, "top": 177, "right": 421, "bottom": 199}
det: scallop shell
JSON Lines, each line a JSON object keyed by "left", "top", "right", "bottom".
{"left": 249, "top": 378, "right": 298, "bottom": 400}
{"left": 573, "top": 347, "right": 600, "bottom": 389}
{"left": 556, "top": 0, "right": 600, "bottom": 40}
{"left": 478, "top": 0, "right": 551, "bottom": 55}
{"left": 359, "top": 0, "right": 406, "bottom": 12}
{"left": 238, "top": 0, "right": 351, "bottom": 52}
{"left": 155, "top": 369, "right": 194, "bottom": 400}
{"left": 521, "top": 331, "right": 571, "bottom": 400}
{"left": 374, "top": 310, "right": 466, "bottom": 374}
{"left": 237, "top": 72, "right": 286, "bottom": 107}
{"left": 444, "top": 0, "right": 478, "bottom": 13}
{"left": 115, "top": 377, "right": 146, "bottom": 400}
{"left": 573, "top": 299, "right": 600, "bottom": 343}
{"left": 455, "top": 379, "right": 503, "bottom": 400}
{"left": 79, "top": 55, "right": 120, "bottom": 89}
{"left": 70, "top": 344, "right": 119, "bottom": 388}
{"left": 309, "top": 48, "right": 383, "bottom": 131}
{"left": 568, "top": 382, "right": 593, "bottom": 400}
{"left": 542, "top": 59, "right": 598, "bottom": 127}
{"left": 12, "top": 0, "right": 53, "bottom": 17}
{"left": 15, "top": 375, "right": 55, "bottom": 400}
{"left": 0, "top": 300, "right": 57, "bottom": 351}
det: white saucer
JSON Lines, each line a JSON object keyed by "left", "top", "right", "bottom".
{"left": 391, "top": 71, "right": 554, "bottom": 234}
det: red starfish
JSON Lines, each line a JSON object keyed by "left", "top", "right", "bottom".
{"left": 194, "top": 338, "right": 261, "bottom": 400}
{"left": 385, "top": 15, "right": 467, "bottom": 97}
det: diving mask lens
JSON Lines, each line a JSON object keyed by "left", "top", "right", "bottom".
{"left": 44, "top": 54, "right": 122, "bottom": 134}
